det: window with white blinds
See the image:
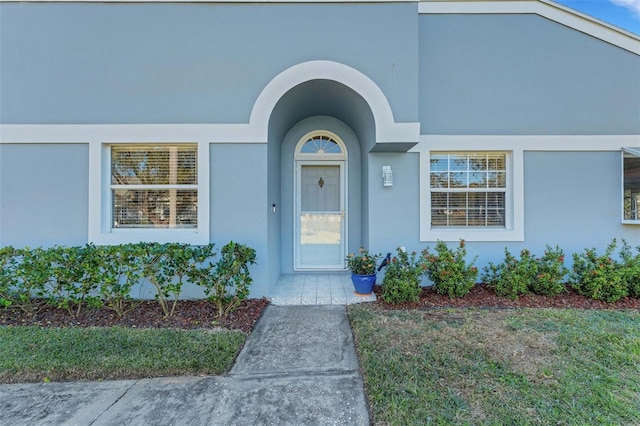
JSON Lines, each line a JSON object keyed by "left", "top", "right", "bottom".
{"left": 110, "top": 144, "right": 198, "bottom": 229}
{"left": 430, "top": 152, "right": 507, "bottom": 228}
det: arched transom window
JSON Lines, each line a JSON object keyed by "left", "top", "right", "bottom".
{"left": 295, "top": 131, "right": 347, "bottom": 160}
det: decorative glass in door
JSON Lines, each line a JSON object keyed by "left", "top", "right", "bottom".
{"left": 298, "top": 165, "right": 344, "bottom": 268}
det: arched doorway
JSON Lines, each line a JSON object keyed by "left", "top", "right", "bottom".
{"left": 294, "top": 131, "right": 348, "bottom": 270}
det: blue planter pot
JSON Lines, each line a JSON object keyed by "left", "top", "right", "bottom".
{"left": 351, "top": 273, "right": 377, "bottom": 295}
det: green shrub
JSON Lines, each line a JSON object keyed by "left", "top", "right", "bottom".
{"left": 0, "top": 246, "right": 19, "bottom": 308}
{"left": 422, "top": 240, "right": 478, "bottom": 298}
{"left": 482, "top": 249, "right": 534, "bottom": 299}
{"left": 98, "top": 244, "right": 144, "bottom": 317}
{"left": 483, "top": 246, "right": 569, "bottom": 299}
{"left": 46, "top": 246, "right": 89, "bottom": 315}
{"left": 381, "top": 248, "right": 423, "bottom": 304}
{"left": 191, "top": 242, "right": 256, "bottom": 318}
{"left": 531, "top": 245, "right": 568, "bottom": 296}
{"left": 0, "top": 241, "right": 257, "bottom": 319}
{"left": 570, "top": 239, "right": 627, "bottom": 302}
{"left": 9, "top": 247, "right": 51, "bottom": 316}
{"left": 140, "top": 242, "right": 207, "bottom": 318}
{"left": 619, "top": 239, "right": 640, "bottom": 298}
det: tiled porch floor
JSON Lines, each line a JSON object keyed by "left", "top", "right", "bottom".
{"left": 270, "top": 273, "right": 377, "bottom": 305}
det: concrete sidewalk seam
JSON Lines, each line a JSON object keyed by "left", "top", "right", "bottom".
{"left": 87, "top": 379, "right": 140, "bottom": 426}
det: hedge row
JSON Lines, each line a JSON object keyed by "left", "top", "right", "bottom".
{"left": 0, "top": 242, "right": 256, "bottom": 318}
{"left": 380, "top": 238, "right": 640, "bottom": 304}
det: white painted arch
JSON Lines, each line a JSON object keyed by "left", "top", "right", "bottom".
{"left": 250, "top": 60, "right": 420, "bottom": 144}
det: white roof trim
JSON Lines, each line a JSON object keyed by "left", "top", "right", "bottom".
{"left": 419, "top": 0, "right": 640, "bottom": 55}
{"left": 623, "top": 147, "right": 640, "bottom": 156}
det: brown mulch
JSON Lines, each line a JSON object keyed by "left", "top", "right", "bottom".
{"left": 2, "top": 284, "right": 638, "bottom": 333}
{"left": 372, "top": 283, "right": 640, "bottom": 310}
{"left": 0, "top": 299, "right": 269, "bottom": 333}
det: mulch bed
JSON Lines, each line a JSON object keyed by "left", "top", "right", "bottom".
{"left": 0, "top": 298, "right": 269, "bottom": 333}
{"left": 372, "top": 283, "right": 640, "bottom": 310}
{"left": 2, "top": 284, "right": 638, "bottom": 333}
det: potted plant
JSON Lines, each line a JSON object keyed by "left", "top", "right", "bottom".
{"left": 346, "top": 248, "right": 381, "bottom": 295}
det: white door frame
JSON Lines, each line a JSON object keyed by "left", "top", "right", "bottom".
{"left": 293, "top": 131, "right": 348, "bottom": 271}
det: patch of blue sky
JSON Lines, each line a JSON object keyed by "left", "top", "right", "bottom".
{"left": 554, "top": 0, "right": 640, "bottom": 35}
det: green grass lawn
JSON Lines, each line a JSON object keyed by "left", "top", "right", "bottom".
{"left": 349, "top": 305, "right": 640, "bottom": 425}
{"left": 0, "top": 326, "right": 246, "bottom": 383}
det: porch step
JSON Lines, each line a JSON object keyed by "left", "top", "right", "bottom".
{"left": 270, "top": 273, "right": 376, "bottom": 305}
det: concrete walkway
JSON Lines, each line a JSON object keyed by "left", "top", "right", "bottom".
{"left": 0, "top": 306, "right": 370, "bottom": 426}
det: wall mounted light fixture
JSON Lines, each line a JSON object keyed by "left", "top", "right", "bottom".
{"left": 382, "top": 166, "right": 393, "bottom": 187}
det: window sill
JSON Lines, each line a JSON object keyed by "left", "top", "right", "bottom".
{"left": 421, "top": 227, "right": 524, "bottom": 242}
{"left": 89, "top": 229, "right": 209, "bottom": 245}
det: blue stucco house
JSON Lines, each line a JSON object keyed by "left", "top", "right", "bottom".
{"left": 1, "top": 0, "right": 639, "bottom": 298}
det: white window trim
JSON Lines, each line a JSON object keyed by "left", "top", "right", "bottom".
{"left": 89, "top": 140, "right": 210, "bottom": 245}
{"left": 418, "top": 146, "right": 523, "bottom": 242}
{"left": 414, "top": 137, "right": 527, "bottom": 242}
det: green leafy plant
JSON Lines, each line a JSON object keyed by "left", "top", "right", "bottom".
{"left": 619, "top": 239, "right": 640, "bottom": 298}
{"left": 0, "top": 246, "right": 19, "bottom": 308}
{"left": 381, "top": 248, "right": 424, "bottom": 304}
{"left": 570, "top": 239, "right": 627, "bottom": 302}
{"left": 46, "top": 246, "right": 87, "bottom": 315}
{"left": 192, "top": 242, "right": 256, "bottom": 318}
{"left": 140, "top": 243, "right": 203, "bottom": 318}
{"left": 98, "top": 244, "right": 143, "bottom": 317}
{"left": 482, "top": 246, "right": 568, "bottom": 299}
{"left": 422, "top": 240, "right": 478, "bottom": 298}
{"left": 10, "top": 247, "right": 51, "bottom": 316}
{"left": 345, "top": 248, "right": 381, "bottom": 275}
{"left": 482, "top": 248, "right": 534, "bottom": 299}
{"left": 530, "top": 245, "right": 568, "bottom": 296}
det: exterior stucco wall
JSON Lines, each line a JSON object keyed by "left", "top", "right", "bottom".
{"left": 419, "top": 14, "right": 640, "bottom": 135}
{"left": 0, "top": 2, "right": 419, "bottom": 125}
{"left": 210, "top": 143, "right": 269, "bottom": 297}
{"left": 0, "top": 144, "right": 89, "bottom": 247}
{"left": 367, "top": 152, "right": 421, "bottom": 252}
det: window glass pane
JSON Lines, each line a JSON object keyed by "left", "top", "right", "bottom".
{"left": 468, "top": 154, "right": 487, "bottom": 171}
{"left": 624, "top": 155, "right": 640, "bottom": 220}
{"left": 431, "top": 192, "right": 448, "bottom": 209}
{"left": 448, "top": 211, "right": 467, "bottom": 226}
{"left": 467, "top": 192, "right": 487, "bottom": 208}
{"left": 450, "top": 154, "right": 468, "bottom": 171}
{"left": 429, "top": 152, "right": 508, "bottom": 229}
{"left": 430, "top": 172, "right": 448, "bottom": 188}
{"left": 430, "top": 154, "right": 448, "bottom": 172}
{"left": 488, "top": 154, "right": 506, "bottom": 171}
{"left": 488, "top": 171, "right": 506, "bottom": 188}
{"left": 110, "top": 144, "right": 198, "bottom": 230}
{"left": 448, "top": 193, "right": 467, "bottom": 208}
{"left": 469, "top": 172, "right": 487, "bottom": 188}
{"left": 431, "top": 208, "right": 448, "bottom": 226}
{"left": 300, "top": 136, "right": 342, "bottom": 154}
{"left": 111, "top": 145, "right": 197, "bottom": 185}
{"left": 112, "top": 189, "right": 197, "bottom": 229}
{"left": 449, "top": 172, "right": 467, "bottom": 188}
{"left": 486, "top": 208, "right": 505, "bottom": 226}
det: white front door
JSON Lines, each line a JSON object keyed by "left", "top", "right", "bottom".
{"left": 295, "top": 162, "right": 346, "bottom": 269}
